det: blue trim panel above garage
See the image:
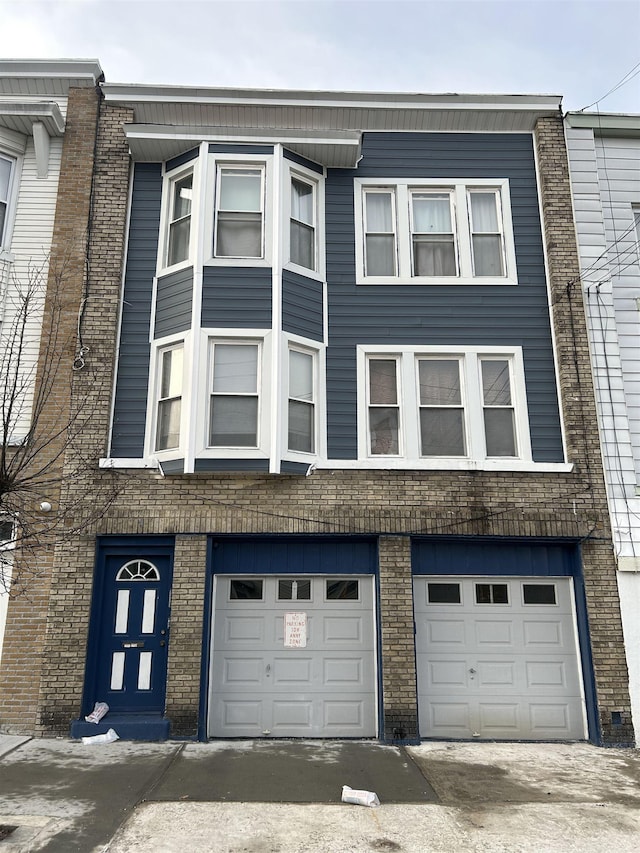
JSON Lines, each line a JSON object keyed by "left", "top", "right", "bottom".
{"left": 324, "top": 132, "right": 564, "bottom": 463}
{"left": 412, "top": 537, "right": 578, "bottom": 576}
{"left": 201, "top": 267, "right": 272, "bottom": 328}
{"left": 282, "top": 270, "right": 324, "bottom": 341}
{"left": 155, "top": 267, "right": 193, "bottom": 338}
{"left": 209, "top": 536, "right": 377, "bottom": 575}
{"left": 110, "top": 163, "right": 162, "bottom": 458}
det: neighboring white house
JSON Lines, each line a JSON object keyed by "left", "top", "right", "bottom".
{"left": 0, "top": 59, "right": 103, "bottom": 664}
{"left": 566, "top": 111, "right": 640, "bottom": 741}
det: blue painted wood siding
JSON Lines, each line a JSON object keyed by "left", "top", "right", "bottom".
{"left": 201, "top": 267, "right": 272, "bottom": 328}
{"left": 210, "top": 536, "right": 377, "bottom": 574}
{"left": 325, "top": 132, "right": 564, "bottom": 462}
{"left": 412, "top": 538, "right": 577, "bottom": 575}
{"left": 155, "top": 267, "right": 193, "bottom": 338}
{"left": 110, "top": 163, "right": 162, "bottom": 457}
{"left": 282, "top": 270, "right": 324, "bottom": 341}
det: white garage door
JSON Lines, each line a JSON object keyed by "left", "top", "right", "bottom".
{"left": 414, "top": 576, "right": 586, "bottom": 740}
{"left": 208, "top": 575, "right": 377, "bottom": 738}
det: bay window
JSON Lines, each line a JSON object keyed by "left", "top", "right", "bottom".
{"left": 209, "top": 342, "right": 260, "bottom": 447}
{"left": 356, "top": 178, "right": 516, "bottom": 284}
{"left": 155, "top": 345, "right": 183, "bottom": 451}
{"left": 288, "top": 348, "right": 315, "bottom": 453}
{"left": 290, "top": 177, "right": 315, "bottom": 270}
{"left": 214, "top": 167, "right": 264, "bottom": 259}
{"left": 166, "top": 172, "right": 193, "bottom": 266}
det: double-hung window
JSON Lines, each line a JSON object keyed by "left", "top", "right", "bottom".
{"left": 356, "top": 178, "right": 516, "bottom": 284}
{"left": 155, "top": 345, "right": 184, "bottom": 451}
{"left": 214, "top": 167, "right": 264, "bottom": 259}
{"left": 0, "top": 154, "right": 15, "bottom": 249}
{"left": 166, "top": 172, "right": 193, "bottom": 266}
{"left": 288, "top": 348, "right": 315, "bottom": 453}
{"left": 360, "top": 347, "right": 529, "bottom": 465}
{"left": 290, "top": 177, "right": 316, "bottom": 270}
{"left": 209, "top": 342, "right": 260, "bottom": 447}
{"left": 367, "top": 358, "right": 401, "bottom": 455}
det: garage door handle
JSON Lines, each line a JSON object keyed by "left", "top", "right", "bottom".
{"left": 266, "top": 664, "right": 271, "bottom": 677}
{"left": 469, "top": 668, "right": 476, "bottom": 674}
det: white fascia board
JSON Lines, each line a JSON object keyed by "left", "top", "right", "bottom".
{"left": 125, "top": 124, "right": 361, "bottom": 147}
{"left": 0, "top": 59, "right": 103, "bottom": 87}
{"left": 566, "top": 112, "right": 640, "bottom": 136}
{"left": 103, "top": 83, "right": 560, "bottom": 112}
{"left": 0, "top": 102, "right": 65, "bottom": 136}
{"left": 313, "top": 460, "right": 574, "bottom": 473}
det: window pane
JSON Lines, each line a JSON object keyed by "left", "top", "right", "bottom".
{"left": 230, "top": 579, "right": 263, "bottom": 600}
{"left": 290, "top": 350, "right": 313, "bottom": 401}
{"left": 523, "top": 584, "right": 557, "bottom": 605}
{"left": 428, "top": 583, "right": 461, "bottom": 604}
{"left": 419, "top": 360, "right": 461, "bottom": 406}
{"left": 213, "top": 345, "right": 258, "bottom": 394}
{"left": 216, "top": 213, "right": 262, "bottom": 257}
{"left": 413, "top": 237, "right": 456, "bottom": 276}
{"left": 288, "top": 400, "right": 314, "bottom": 453}
{"left": 476, "top": 583, "right": 508, "bottom": 604}
{"left": 369, "top": 360, "right": 397, "bottom": 405}
{"left": 278, "top": 579, "right": 311, "bottom": 600}
{"left": 0, "top": 519, "right": 13, "bottom": 541}
{"left": 412, "top": 194, "right": 451, "bottom": 232}
{"left": 369, "top": 408, "right": 399, "bottom": 455}
{"left": 168, "top": 218, "right": 191, "bottom": 266}
{"left": 219, "top": 170, "right": 261, "bottom": 211}
{"left": 472, "top": 234, "right": 504, "bottom": 276}
{"left": 0, "top": 157, "right": 11, "bottom": 199}
{"left": 291, "top": 178, "right": 313, "bottom": 225}
{"left": 470, "top": 192, "right": 499, "bottom": 232}
{"left": 482, "top": 360, "right": 511, "bottom": 406}
{"left": 326, "top": 580, "right": 359, "bottom": 600}
{"left": 366, "top": 192, "right": 393, "bottom": 232}
{"left": 291, "top": 220, "right": 314, "bottom": 269}
{"left": 0, "top": 203, "right": 6, "bottom": 244}
{"left": 210, "top": 396, "right": 258, "bottom": 446}
{"left": 173, "top": 175, "right": 192, "bottom": 220}
{"left": 366, "top": 234, "right": 395, "bottom": 276}
{"left": 156, "top": 398, "right": 181, "bottom": 450}
{"left": 161, "top": 348, "right": 183, "bottom": 398}
{"left": 484, "top": 408, "right": 516, "bottom": 456}
{"left": 420, "top": 409, "right": 465, "bottom": 456}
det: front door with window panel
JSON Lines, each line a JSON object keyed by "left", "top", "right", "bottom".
{"left": 94, "top": 555, "right": 172, "bottom": 714}
{"left": 208, "top": 575, "right": 376, "bottom": 737}
{"left": 414, "top": 576, "right": 586, "bottom": 740}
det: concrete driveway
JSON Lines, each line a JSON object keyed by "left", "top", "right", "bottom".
{"left": 0, "top": 737, "right": 639, "bottom": 851}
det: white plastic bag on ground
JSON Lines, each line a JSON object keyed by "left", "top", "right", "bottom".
{"left": 85, "top": 701, "right": 109, "bottom": 723}
{"left": 341, "top": 785, "right": 380, "bottom": 807}
{"left": 82, "top": 728, "right": 119, "bottom": 745}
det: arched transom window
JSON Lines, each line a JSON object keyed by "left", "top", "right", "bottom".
{"left": 116, "top": 560, "right": 160, "bottom": 582}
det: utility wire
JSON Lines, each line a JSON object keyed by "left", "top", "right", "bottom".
{"left": 577, "top": 60, "right": 640, "bottom": 112}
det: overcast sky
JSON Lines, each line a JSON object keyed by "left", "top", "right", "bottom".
{"left": 2, "top": 0, "right": 639, "bottom": 113}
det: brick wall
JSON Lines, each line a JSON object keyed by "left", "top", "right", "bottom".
{"left": 8, "top": 106, "right": 632, "bottom": 744}
{"left": 0, "top": 87, "right": 101, "bottom": 732}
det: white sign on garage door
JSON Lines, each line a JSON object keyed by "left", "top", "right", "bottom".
{"left": 414, "top": 576, "right": 587, "bottom": 740}
{"left": 208, "top": 576, "right": 377, "bottom": 738}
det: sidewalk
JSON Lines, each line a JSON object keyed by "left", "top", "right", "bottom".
{"left": 0, "top": 736, "right": 639, "bottom": 851}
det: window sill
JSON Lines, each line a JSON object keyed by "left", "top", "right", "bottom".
{"left": 204, "top": 257, "right": 271, "bottom": 268}
{"left": 284, "top": 261, "right": 324, "bottom": 282}
{"left": 355, "top": 275, "right": 518, "bottom": 286}
{"left": 319, "top": 459, "right": 573, "bottom": 473}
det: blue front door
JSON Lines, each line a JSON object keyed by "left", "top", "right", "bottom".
{"left": 94, "top": 553, "right": 172, "bottom": 714}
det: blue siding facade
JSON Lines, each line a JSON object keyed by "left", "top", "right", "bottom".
{"left": 110, "top": 163, "right": 162, "bottom": 458}
{"left": 282, "top": 270, "right": 324, "bottom": 341}
{"left": 324, "top": 132, "right": 564, "bottom": 462}
{"left": 155, "top": 267, "right": 193, "bottom": 338}
{"left": 210, "top": 536, "right": 377, "bottom": 575}
{"left": 201, "top": 267, "right": 272, "bottom": 329}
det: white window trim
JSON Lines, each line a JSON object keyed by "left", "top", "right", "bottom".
{"left": 203, "top": 153, "right": 273, "bottom": 268}
{"left": 158, "top": 159, "right": 200, "bottom": 274}
{"left": 357, "top": 345, "right": 532, "bottom": 468}
{"left": 145, "top": 332, "right": 190, "bottom": 462}
{"left": 354, "top": 178, "right": 517, "bottom": 285}
{"left": 282, "top": 336, "right": 324, "bottom": 461}
{"left": 0, "top": 150, "right": 21, "bottom": 255}
{"left": 196, "top": 328, "right": 272, "bottom": 460}
{"left": 284, "top": 162, "right": 325, "bottom": 281}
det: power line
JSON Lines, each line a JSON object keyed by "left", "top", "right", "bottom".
{"left": 577, "top": 60, "right": 640, "bottom": 112}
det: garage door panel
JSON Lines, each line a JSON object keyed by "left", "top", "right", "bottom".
{"left": 209, "top": 575, "right": 376, "bottom": 738}
{"left": 414, "top": 575, "right": 586, "bottom": 740}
